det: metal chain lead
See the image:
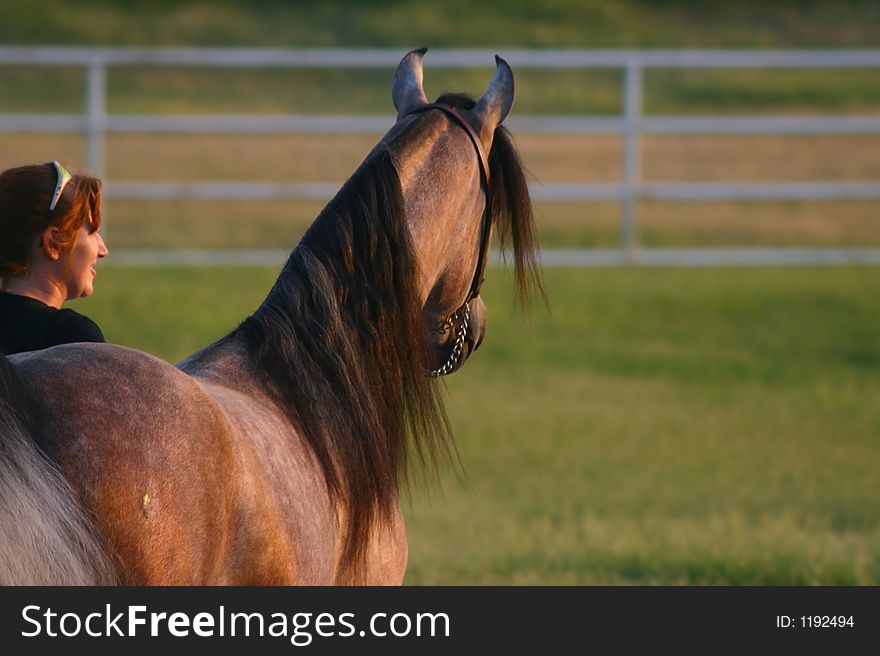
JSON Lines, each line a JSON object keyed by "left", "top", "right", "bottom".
{"left": 427, "top": 303, "right": 471, "bottom": 377}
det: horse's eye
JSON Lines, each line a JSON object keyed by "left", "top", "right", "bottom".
{"left": 436, "top": 317, "right": 454, "bottom": 344}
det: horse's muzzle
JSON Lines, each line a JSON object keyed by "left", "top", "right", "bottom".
{"left": 465, "top": 296, "right": 487, "bottom": 355}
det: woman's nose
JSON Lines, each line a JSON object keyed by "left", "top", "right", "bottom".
{"left": 97, "top": 232, "right": 109, "bottom": 258}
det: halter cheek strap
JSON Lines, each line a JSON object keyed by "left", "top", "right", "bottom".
{"left": 404, "top": 103, "right": 494, "bottom": 376}
{"left": 404, "top": 103, "right": 493, "bottom": 307}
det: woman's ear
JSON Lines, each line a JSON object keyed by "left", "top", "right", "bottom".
{"left": 40, "top": 227, "right": 63, "bottom": 261}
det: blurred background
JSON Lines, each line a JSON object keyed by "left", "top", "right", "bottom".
{"left": 2, "top": 0, "right": 878, "bottom": 583}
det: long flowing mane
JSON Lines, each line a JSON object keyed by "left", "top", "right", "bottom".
{"left": 234, "top": 96, "right": 542, "bottom": 578}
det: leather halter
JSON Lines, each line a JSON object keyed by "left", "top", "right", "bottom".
{"left": 403, "top": 103, "right": 494, "bottom": 376}
{"left": 404, "top": 103, "right": 493, "bottom": 310}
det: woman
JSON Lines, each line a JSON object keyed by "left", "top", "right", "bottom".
{"left": 0, "top": 161, "right": 109, "bottom": 355}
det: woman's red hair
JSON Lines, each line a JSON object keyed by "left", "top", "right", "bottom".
{"left": 0, "top": 163, "right": 103, "bottom": 279}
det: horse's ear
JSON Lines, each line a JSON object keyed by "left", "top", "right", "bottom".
{"left": 392, "top": 48, "right": 429, "bottom": 118}
{"left": 472, "top": 55, "right": 515, "bottom": 143}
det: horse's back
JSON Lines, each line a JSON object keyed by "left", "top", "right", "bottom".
{"left": 13, "top": 343, "right": 240, "bottom": 584}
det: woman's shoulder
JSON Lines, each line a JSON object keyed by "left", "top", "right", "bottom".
{"left": 51, "top": 307, "right": 106, "bottom": 344}
{"left": 0, "top": 293, "right": 104, "bottom": 353}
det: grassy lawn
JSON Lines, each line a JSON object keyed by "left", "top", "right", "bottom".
{"left": 75, "top": 265, "right": 880, "bottom": 584}
{"left": 2, "top": 1, "right": 878, "bottom": 49}
{"left": 2, "top": 2, "right": 880, "bottom": 119}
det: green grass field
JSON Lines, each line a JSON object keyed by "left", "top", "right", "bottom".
{"left": 2, "top": 0, "right": 879, "bottom": 49}
{"left": 75, "top": 265, "right": 880, "bottom": 584}
{"left": 4, "top": 1, "right": 880, "bottom": 120}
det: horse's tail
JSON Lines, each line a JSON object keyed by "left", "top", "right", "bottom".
{"left": 0, "top": 354, "right": 117, "bottom": 585}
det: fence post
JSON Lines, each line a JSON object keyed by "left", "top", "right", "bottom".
{"left": 85, "top": 57, "right": 107, "bottom": 234}
{"left": 622, "top": 58, "right": 642, "bottom": 263}
{"left": 85, "top": 59, "right": 107, "bottom": 176}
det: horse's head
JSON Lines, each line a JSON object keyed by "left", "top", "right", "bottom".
{"left": 386, "top": 48, "right": 532, "bottom": 376}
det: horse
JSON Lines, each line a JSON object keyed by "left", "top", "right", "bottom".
{"left": 0, "top": 48, "right": 542, "bottom": 585}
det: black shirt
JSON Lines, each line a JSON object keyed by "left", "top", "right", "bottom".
{"left": 0, "top": 291, "right": 105, "bottom": 355}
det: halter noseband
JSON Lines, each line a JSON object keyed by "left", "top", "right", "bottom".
{"left": 403, "top": 103, "right": 493, "bottom": 377}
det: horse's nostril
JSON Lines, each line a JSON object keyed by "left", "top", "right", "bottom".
{"left": 469, "top": 324, "right": 485, "bottom": 353}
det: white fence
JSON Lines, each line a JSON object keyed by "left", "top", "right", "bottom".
{"left": 1, "top": 46, "right": 879, "bottom": 266}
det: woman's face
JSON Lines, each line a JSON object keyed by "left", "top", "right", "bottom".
{"left": 62, "top": 223, "right": 109, "bottom": 299}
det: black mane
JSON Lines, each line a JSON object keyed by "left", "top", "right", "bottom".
{"left": 235, "top": 97, "right": 541, "bottom": 579}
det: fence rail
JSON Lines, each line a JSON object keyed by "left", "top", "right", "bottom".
{"left": 1, "top": 46, "right": 878, "bottom": 266}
